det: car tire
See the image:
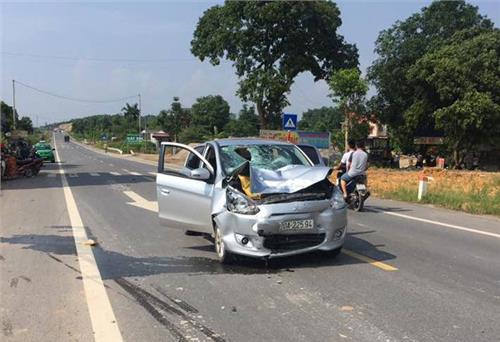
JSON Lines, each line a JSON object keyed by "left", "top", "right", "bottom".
{"left": 214, "top": 226, "right": 232, "bottom": 264}
{"left": 24, "top": 169, "right": 33, "bottom": 177}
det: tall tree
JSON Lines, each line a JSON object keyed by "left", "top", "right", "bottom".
{"left": 224, "top": 104, "right": 259, "bottom": 137}
{"left": 17, "top": 116, "right": 34, "bottom": 134}
{"left": 0, "top": 101, "right": 19, "bottom": 133}
{"left": 368, "top": 0, "right": 493, "bottom": 150}
{"left": 158, "top": 97, "right": 191, "bottom": 141}
{"left": 329, "top": 68, "right": 368, "bottom": 150}
{"left": 408, "top": 29, "right": 500, "bottom": 167}
{"left": 191, "top": 1, "right": 358, "bottom": 129}
{"left": 191, "top": 95, "right": 230, "bottom": 134}
{"left": 121, "top": 103, "right": 140, "bottom": 131}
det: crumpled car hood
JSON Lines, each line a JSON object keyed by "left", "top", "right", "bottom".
{"left": 247, "top": 164, "right": 331, "bottom": 194}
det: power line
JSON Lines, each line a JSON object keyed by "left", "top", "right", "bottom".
{"left": 1, "top": 51, "right": 197, "bottom": 63}
{"left": 14, "top": 80, "right": 139, "bottom": 104}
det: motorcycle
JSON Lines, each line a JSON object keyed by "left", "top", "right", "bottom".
{"left": 346, "top": 175, "right": 370, "bottom": 211}
{"left": 16, "top": 157, "right": 43, "bottom": 177}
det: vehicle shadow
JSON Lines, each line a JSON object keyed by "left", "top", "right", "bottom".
{"left": 1, "top": 231, "right": 397, "bottom": 278}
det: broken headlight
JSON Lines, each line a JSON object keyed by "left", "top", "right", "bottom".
{"left": 226, "top": 186, "right": 260, "bottom": 215}
{"left": 331, "top": 187, "right": 347, "bottom": 209}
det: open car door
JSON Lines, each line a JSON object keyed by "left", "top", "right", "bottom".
{"left": 156, "top": 142, "right": 215, "bottom": 233}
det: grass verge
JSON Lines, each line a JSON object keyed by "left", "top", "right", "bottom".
{"left": 368, "top": 168, "right": 500, "bottom": 216}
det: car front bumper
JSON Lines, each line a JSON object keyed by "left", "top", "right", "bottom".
{"left": 213, "top": 199, "right": 347, "bottom": 259}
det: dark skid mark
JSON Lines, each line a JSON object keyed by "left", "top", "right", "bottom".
{"left": 114, "top": 278, "right": 188, "bottom": 342}
{"left": 9, "top": 278, "right": 18, "bottom": 288}
{"left": 115, "top": 278, "right": 225, "bottom": 342}
{"left": 0, "top": 255, "right": 5, "bottom": 261}
{"left": 154, "top": 286, "right": 199, "bottom": 313}
{"left": 2, "top": 319, "right": 13, "bottom": 336}
{"left": 47, "top": 253, "right": 81, "bottom": 274}
{"left": 19, "top": 275, "right": 31, "bottom": 283}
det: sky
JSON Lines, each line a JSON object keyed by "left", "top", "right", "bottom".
{"left": 1, "top": 0, "right": 498, "bottom": 126}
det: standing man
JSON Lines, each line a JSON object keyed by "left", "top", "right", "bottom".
{"left": 340, "top": 140, "right": 368, "bottom": 200}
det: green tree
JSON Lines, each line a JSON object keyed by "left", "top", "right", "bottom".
{"left": 329, "top": 68, "right": 368, "bottom": 150}
{"left": 224, "top": 104, "right": 259, "bottom": 137}
{"left": 191, "top": 1, "right": 358, "bottom": 129}
{"left": 121, "top": 103, "right": 140, "bottom": 132}
{"left": 158, "top": 97, "right": 191, "bottom": 141}
{"left": 299, "top": 106, "right": 343, "bottom": 132}
{"left": 0, "top": 101, "right": 19, "bottom": 133}
{"left": 408, "top": 29, "right": 500, "bottom": 167}
{"left": 191, "top": 95, "right": 230, "bottom": 134}
{"left": 17, "top": 116, "right": 34, "bottom": 134}
{"left": 368, "top": 0, "right": 493, "bottom": 151}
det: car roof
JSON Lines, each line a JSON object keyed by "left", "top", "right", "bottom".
{"left": 211, "top": 138, "right": 293, "bottom": 147}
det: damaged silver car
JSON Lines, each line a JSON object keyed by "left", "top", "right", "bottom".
{"left": 156, "top": 139, "right": 347, "bottom": 263}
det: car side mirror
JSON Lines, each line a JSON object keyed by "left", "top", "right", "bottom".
{"left": 190, "top": 167, "right": 211, "bottom": 180}
{"left": 52, "top": 148, "right": 55, "bottom": 151}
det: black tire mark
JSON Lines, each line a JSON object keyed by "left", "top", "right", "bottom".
{"left": 115, "top": 278, "right": 225, "bottom": 342}
{"left": 154, "top": 286, "right": 199, "bottom": 313}
{"left": 114, "top": 278, "right": 188, "bottom": 342}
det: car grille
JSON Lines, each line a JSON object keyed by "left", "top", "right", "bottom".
{"left": 263, "top": 233, "right": 326, "bottom": 253}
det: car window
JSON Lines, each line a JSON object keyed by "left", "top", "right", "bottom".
{"left": 202, "top": 146, "right": 217, "bottom": 176}
{"left": 162, "top": 145, "right": 196, "bottom": 177}
{"left": 185, "top": 145, "right": 205, "bottom": 170}
{"left": 220, "top": 144, "right": 311, "bottom": 175}
{"left": 298, "top": 145, "right": 320, "bottom": 165}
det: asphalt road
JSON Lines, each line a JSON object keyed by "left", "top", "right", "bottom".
{"left": 1, "top": 133, "right": 499, "bottom": 342}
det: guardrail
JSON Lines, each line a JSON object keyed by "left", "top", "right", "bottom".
{"left": 106, "top": 147, "right": 123, "bottom": 155}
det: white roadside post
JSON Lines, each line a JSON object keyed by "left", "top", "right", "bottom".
{"left": 418, "top": 174, "right": 428, "bottom": 201}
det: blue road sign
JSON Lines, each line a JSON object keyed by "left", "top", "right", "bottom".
{"left": 282, "top": 113, "right": 298, "bottom": 131}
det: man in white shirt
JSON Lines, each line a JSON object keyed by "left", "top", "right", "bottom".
{"left": 340, "top": 140, "right": 368, "bottom": 200}
{"left": 336, "top": 139, "right": 356, "bottom": 175}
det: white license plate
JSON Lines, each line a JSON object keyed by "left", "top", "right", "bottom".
{"left": 279, "top": 219, "right": 314, "bottom": 231}
{"left": 356, "top": 184, "right": 367, "bottom": 191}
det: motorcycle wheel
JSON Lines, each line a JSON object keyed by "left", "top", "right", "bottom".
{"left": 24, "top": 168, "right": 33, "bottom": 177}
{"left": 351, "top": 191, "right": 364, "bottom": 212}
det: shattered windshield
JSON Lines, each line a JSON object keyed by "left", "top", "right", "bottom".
{"left": 220, "top": 144, "right": 311, "bottom": 175}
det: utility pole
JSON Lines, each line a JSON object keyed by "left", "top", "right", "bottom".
{"left": 138, "top": 93, "right": 142, "bottom": 134}
{"left": 12, "top": 80, "right": 16, "bottom": 130}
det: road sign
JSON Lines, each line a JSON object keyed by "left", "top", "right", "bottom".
{"left": 282, "top": 113, "right": 298, "bottom": 131}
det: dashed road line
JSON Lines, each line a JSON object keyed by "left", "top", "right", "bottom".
{"left": 148, "top": 171, "right": 157, "bottom": 176}
{"left": 109, "top": 171, "right": 121, "bottom": 176}
{"left": 123, "top": 191, "right": 158, "bottom": 212}
{"left": 69, "top": 173, "right": 78, "bottom": 178}
{"left": 90, "top": 172, "right": 100, "bottom": 177}
{"left": 53, "top": 135, "right": 123, "bottom": 342}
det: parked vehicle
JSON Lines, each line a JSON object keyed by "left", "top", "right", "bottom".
{"left": 34, "top": 141, "right": 56, "bottom": 163}
{"left": 156, "top": 139, "right": 347, "bottom": 263}
{"left": 296, "top": 144, "right": 329, "bottom": 166}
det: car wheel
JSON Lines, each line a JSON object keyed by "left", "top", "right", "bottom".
{"left": 214, "top": 226, "right": 232, "bottom": 264}
{"left": 24, "top": 168, "right": 33, "bottom": 177}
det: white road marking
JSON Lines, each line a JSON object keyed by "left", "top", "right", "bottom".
{"left": 123, "top": 191, "right": 158, "bottom": 212}
{"left": 53, "top": 135, "right": 123, "bottom": 342}
{"left": 109, "top": 172, "right": 121, "bottom": 176}
{"left": 47, "top": 173, "right": 56, "bottom": 178}
{"left": 69, "top": 173, "right": 78, "bottom": 178}
{"left": 90, "top": 172, "right": 100, "bottom": 177}
{"left": 379, "top": 210, "right": 500, "bottom": 239}
{"left": 128, "top": 171, "right": 141, "bottom": 176}
{"left": 148, "top": 171, "right": 157, "bottom": 176}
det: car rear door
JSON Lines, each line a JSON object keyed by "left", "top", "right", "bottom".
{"left": 156, "top": 142, "right": 215, "bottom": 233}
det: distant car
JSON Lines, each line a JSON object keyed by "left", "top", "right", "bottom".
{"left": 34, "top": 142, "right": 55, "bottom": 163}
{"left": 156, "top": 139, "right": 347, "bottom": 263}
{"left": 64, "top": 135, "right": 70, "bottom": 142}
{"left": 297, "top": 144, "right": 328, "bottom": 166}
